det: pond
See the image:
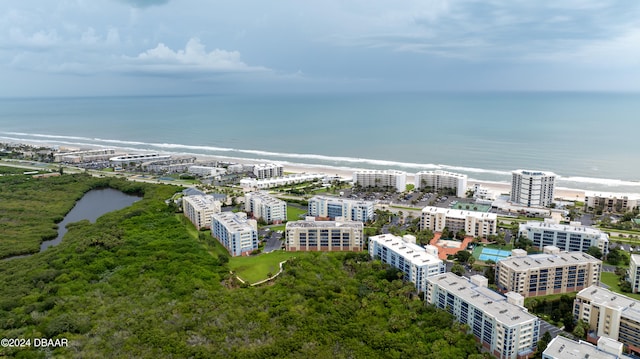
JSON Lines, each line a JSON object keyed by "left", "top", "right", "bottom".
{"left": 4, "top": 188, "right": 140, "bottom": 261}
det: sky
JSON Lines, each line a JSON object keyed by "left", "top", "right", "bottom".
{"left": 1, "top": 0, "right": 640, "bottom": 97}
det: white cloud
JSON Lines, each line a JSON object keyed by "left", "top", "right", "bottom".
{"left": 8, "top": 28, "right": 59, "bottom": 48}
{"left": 124, "top": 38, "right": 268, "bottom": 74}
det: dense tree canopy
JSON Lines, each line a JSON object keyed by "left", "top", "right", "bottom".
{"left": 0, "top": 172, "right": 483, "bottom": 358}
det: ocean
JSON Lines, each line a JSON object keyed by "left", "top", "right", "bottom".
{"left": 1, "top": 92, "right": 639, "bottom": 194}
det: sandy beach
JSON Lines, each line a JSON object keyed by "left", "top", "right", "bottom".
{"left": 4, "top": 141, "right": 595, "bottom": 202}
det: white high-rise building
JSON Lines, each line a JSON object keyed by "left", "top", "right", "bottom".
{"left": 369, "top": 234, "right": 444, "bottom": 293}
{"left": 211, "top": 212, "right": 258, "bottom": 257}
{"left": 353, "top": 170, "right": 407, "bottom": 192}
{"left": 629, "top": 255, "right": 640, "bottom": 293}
{"left": 253, "top": 163, "right": 284, "bottom": 179}
{"left": 244, "top": 191, "right": 287, "bottom": 224}
{"left": 421, "top": 206, "right": 497, "bottom": 238}
{"left": 182, "top": 195, "right": 222, "bottom": 229}
{"left": 510, "top": 170, "right": 556, "bottom": 207}
{"left": 427, "top": 273, "right": 539, "bottom": 359}
{"left": 415, "top": 170, "right": 468, "bottom": 197}
{"left": 307, "top": 195, "right": 374, "bottom": 222}
{"left": 286, "top": 217, "right": 363, "bottom": 252}
{"left": 519, "top": 219, "right": 609, "bottom": 255}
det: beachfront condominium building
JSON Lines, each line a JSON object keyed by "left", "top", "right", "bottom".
{"left": 253, "top": 163, "right": 284, "bottom": 179}
{"left": 353, "top": 170, "right": 407, "bottom": 192}
{"left": 211, "top": 212, "right": 258, "bottom": 257}
{"left": 307, "top": 195, "right": 374, "bottom": 222}
{"left": 244, "top": 191, "right": 287, "bottom": 224}
{"left": 188, "top": 165, "right": 227, "bottom": 177}
{"left": 240, "top": 173, "right": 326, "bottom": 190}
{"left": 496, "top": 246, "right": 601, "bottom": 297}
{"left": 510, "top": 170, "right": 556, "bottom": 208}
{"left": 54, "top": 148, "right": 116, "bottom": 163}
{"left": 421, "top": 206, "right": 497, "bottom": 238}
{"left": 574, "top": 286, "right": 640, "bottom": 353}
{"left": 286, "top": 217, "right": 363, "bottom": 252}
{"left": 629, "top": 255, "right": 640, "bottom": 294}
{"left": 415, "top": 170, "right": 468, "bottom": 197}
{"left": 426, "top": 273, "right": 539, "bottom": 359}
{"left": 519, "top": 219, "right": 609, "bottom": 255}
{"left": 584, "top": 192, "right": 640, "bottom": 213}
{"left": 182, "top": 194, "right": 222, "bottom": 229}
{"left": 369, "top": 234, "right": 444, "bottom": 293}
{"left": 542, "top": 336, "right": 630, "bottom": 359}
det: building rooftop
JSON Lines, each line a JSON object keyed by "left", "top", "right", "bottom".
{"left": 498, "top": 251, "right": 601, "bottom": 271}
{"left": 415, "top": 170, "right": 467, "bottom": 179}
{"left": 430, "top": 272, "right": 538, "bottom": 327}
{"left": 309, "top": 195, "right": 374, "bottom": 207}
{"left": 543, "top": 336, "right": 627, "bottom": 359}
{"left": 421, "top": 206, "right": 497, "bottom": 220}
{"left": 370, "top": 234, "right": 442, "bottom": 267}
{"left": 512, "top": 169, "right": 556, "bottom": 177}
{"left": 354, "top": 169, "right": 407, "bottom": 175}
{"left": 286, "top": 218, "right": 363, "bottom": 230}
{"left": 213, "top": 212, "right": 255, "bottom": 232}
{"left": 254, "top": 163, "right": 283, "bottom": 169}
{"left": 246, "top": 191, "right": 286, "bottom": 206}
{"left": 578, "top": 286, "right": 640, "bottom": 323}
{"left": 520, "top": 220, "right": 608, "bottom": 238}
{"left": 631, "top": 254, "right": 640, "bottom": 266}
{"left": 183, "top": 195, "right": 220, "bottom": 211}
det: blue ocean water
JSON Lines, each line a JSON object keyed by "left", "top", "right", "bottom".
{"left": 1, "top": 92, "right": 638, "bottom": 193}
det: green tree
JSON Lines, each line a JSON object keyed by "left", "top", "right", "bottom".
{"left": 533, "top": 331, "right": 552, "bottom": 359}
{"left": 451, "top": 264, "right": 465, "bottom": 276}
{"left": 586, "top": 246, "right": 603, "bottom": 259}
{"left": 454, "top": 250, "right": 472, "bottom": 263}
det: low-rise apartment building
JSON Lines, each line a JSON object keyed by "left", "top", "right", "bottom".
{"left": 426, "top": 273, "right": 539, "bottom": 359}
{"left": 286, "top": 217, "right": 363, "bottom": 251}
{"left": 182, "top": 194, "right": 222, "bottom": 229}
{"left": 574, "top": 286, "right": 640, "bottom": 353}
{"left": 307, "top": 195, "right": 374, "bottom": 222}
{"left": 519, "top": 219, "right": 609, "bottom": 255}
{"left": 496, "top": 246, "right": 601, "bottom": 297}
{"left": 353, "top": 170, "right": 407, "bottom": 192}
{"left": 244, "top": 191, "right": 287, "bottom": 224}
{"left": 585, "top": 192, "right": 640, "bottom": 213}
{"left": 369, "top": 234, "right": 444, "bottom": 293}
{"left": 211, "top": 212, "right": 258, "bottom": 256}
{"left": 415, "top": 170, "right": 468, "bottom": 197}
{"left": 240, "top": 173, "right": 326, "bottom": 190}
{"left": 421, "top": 206, "right": 497, "bottom": 238}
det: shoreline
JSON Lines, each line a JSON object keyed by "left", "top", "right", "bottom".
{"left": 4, "top": 140, "right": 640, "bottom": 201}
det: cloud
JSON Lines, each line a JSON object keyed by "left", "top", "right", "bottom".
{"left": 7, "top": 28, "right": 59, "bottom": 49}
{"left": 117, "top": 0, "right": 170, "bottom": 8}
{"left": 326, "top": 1, "right": 640, "bottom": 65}
{"left": 123, "top": 38, "right": 268, "bottom": 75}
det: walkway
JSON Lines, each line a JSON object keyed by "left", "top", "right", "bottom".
{"left": 429, "top": 233, "right": 473, "bottom": 260}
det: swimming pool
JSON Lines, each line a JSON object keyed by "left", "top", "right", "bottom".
{"left": 478, "top": 248, "right": 511, "bottom": 262}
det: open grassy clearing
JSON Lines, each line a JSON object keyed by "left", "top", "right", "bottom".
{"left": 229, "top": 250, "right": 303, "bottom": 283}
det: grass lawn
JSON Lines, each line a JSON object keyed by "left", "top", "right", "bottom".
{"left": 287, "top": 205, "right": 307, "bottom": 221}
{"left": 229, "top": 250, "right": 303, "bottom": 284}
{"left": 452, "top": 203, "right": 491, "bottom": 212}
{"left": 600, "top": 272, "right": 640, "bottom": 301}
{"left": 524, "top": 292, "right": 576, "bottom": 308}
